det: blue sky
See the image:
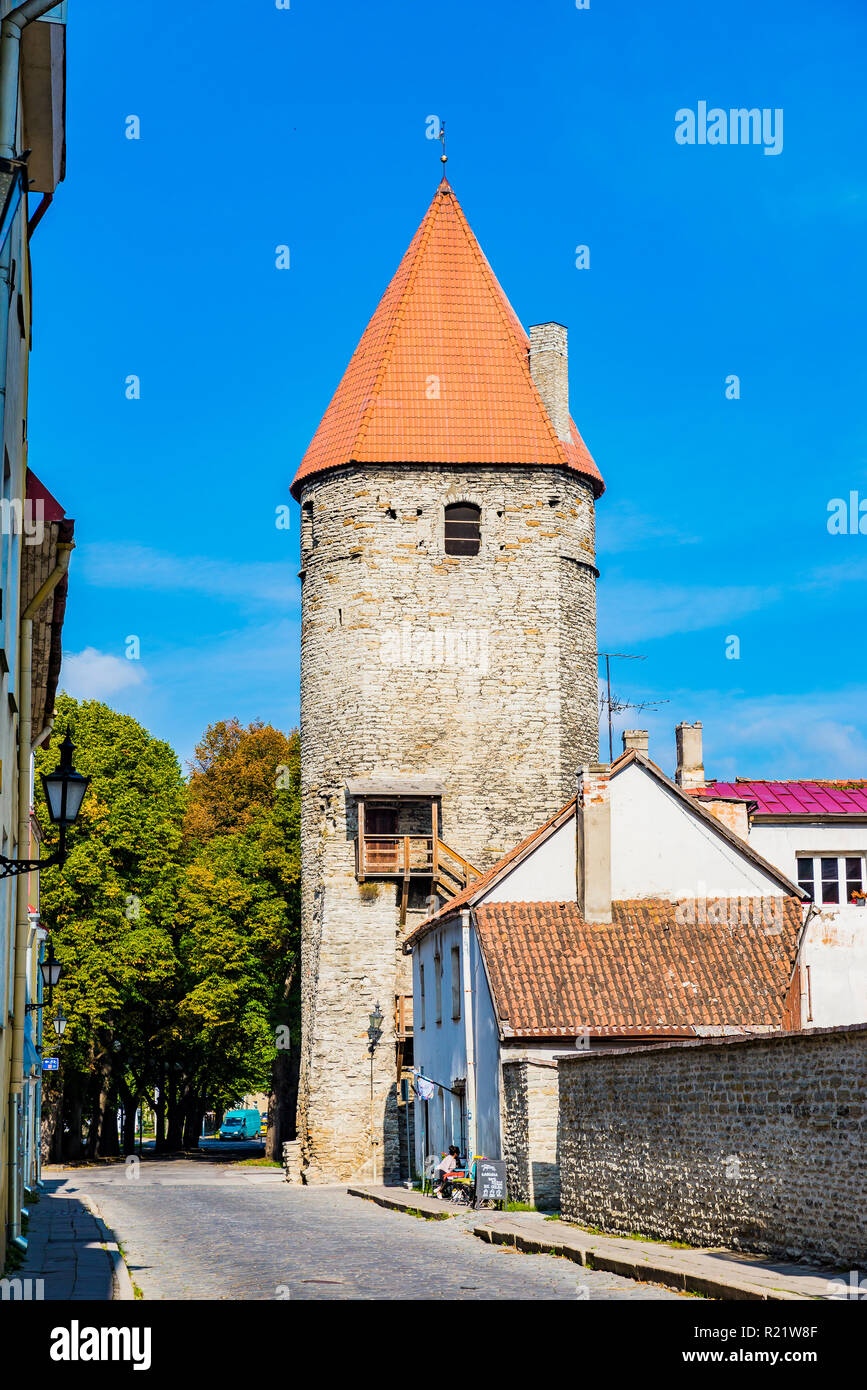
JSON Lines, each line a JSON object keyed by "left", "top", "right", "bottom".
{"left": 29, "top": 0, "right": 867, "bottom": 778}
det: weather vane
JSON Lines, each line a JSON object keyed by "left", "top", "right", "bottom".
{"left": 439, "top": 120, "right": 447, "bottom": 172}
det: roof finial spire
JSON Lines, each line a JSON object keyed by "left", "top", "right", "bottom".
{"left": 439, "top": 120, "right": 447, "bottom": 176}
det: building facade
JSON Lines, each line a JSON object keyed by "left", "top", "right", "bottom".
{"left": 689, "top": 750, "right": 867, "bottom": 1028}
{"left": 0, "top": 1, "right": 71, "bottom": 1272}
{"left": 290, "top": 178, "right": 604, "bottom": 1182}
{"left": 405, "top": 747, "right": 805, "bottom": 1185}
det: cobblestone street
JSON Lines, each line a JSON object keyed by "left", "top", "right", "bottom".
{"left": 53, "top": 1159, "right": 682, "bottom": 1301}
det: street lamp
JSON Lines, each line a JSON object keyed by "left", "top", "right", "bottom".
{"left": 53, "top": 1006, "right": 67, "bottom": 1037}
{"left": 367, "top": 1001, "right": 384, "bottom": 1185}
{"left": 41, "top": 731, "right": 91, "bottom": 828}
{"left": 0, "top": 730, "right": 90, "bottom": 878}
{"left": 368, "top": 1002, "right": 384, "bottom": 1051}
{"left": 27, "top": 938, "right": 64, "bottom": 1015}
{"left": 40, "top": 939, "right": 63, "bottom": 1003}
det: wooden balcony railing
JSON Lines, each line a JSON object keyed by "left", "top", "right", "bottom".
{"left": 359, "top": 835, "right": 435, "bottom": 878}
{"left": 357, "top": 833, "right": 480, "bottom": 905}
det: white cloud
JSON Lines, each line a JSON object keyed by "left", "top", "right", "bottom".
{"left": 150, "top": 619, "right": 299, "bottom": 688}
{"left": 806, "top": 555, "right": 867, "bottom": 591}
{"left": 65, "top": 621, "right": 301, "bottom": 768}
{"left": 76, "top": 544, "right": 299, "bottom": 609}
{"left": 709, "top": 693, "right": 867, "bottom": 779}
{"left": 600, "top": 580, "right": 776, "bottom": 644}
{"left": 61, "top": 647, "right": 146, "bottom": 701}
{"left": 596, "top": 503, "right": 700, "bottom": 556}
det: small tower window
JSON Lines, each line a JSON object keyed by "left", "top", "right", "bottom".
{"left": 444, "top": 503, "right": 481, "bottom": 556}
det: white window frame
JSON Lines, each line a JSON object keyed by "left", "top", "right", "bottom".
{"left": 796, "top": 853, "right": 866, "bottom": 906}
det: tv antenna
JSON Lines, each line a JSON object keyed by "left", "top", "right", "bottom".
{"left": 581, "top": 651, "right": 669, "bottom": 762}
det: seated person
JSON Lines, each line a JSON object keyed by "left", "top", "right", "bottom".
{"left": 433, "top": 1145, "right": 462, "bottom": 1197}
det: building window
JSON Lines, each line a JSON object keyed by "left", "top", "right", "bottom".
{"left": 846, "top": 857, "right": 864, "bottom": 902}
{"left": 444, "top": 503, "right": 481, "bottom": 556}
{"left": 419, "top": 964, "right": 425, "bottom": 1030}
{"left": 797, "top": 854, "right": 865, "bottom": 905}
{"left": 434, "top": 951, "right": 442, "bottom": 1024}
{"left": 796, "top": 858, "right": 814, "bottom": 899}
{"left": 451, "top": 946, "right": 461, "bottom": 1020}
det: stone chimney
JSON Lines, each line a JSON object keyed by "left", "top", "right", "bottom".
{"left": 621, "top": 729, "right": 649, "bottom": 757}
{"left": 675, "top": 721, "right": 705, "bottom": 789}
{"left": 529, "top": 322, "right": 571, "bottom": 442}
{"left": 575, "top": 764, "right": 612, "bottom": 923}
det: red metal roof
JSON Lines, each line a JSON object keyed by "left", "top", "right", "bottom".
{"left": 700, "top": 780, "right": 867, "bottom": 816}
{"left": 26, "top": 468, "right": 67, "bottom": 523}
{"left": 291, "top": 179, "right": 603, "bottom": 497}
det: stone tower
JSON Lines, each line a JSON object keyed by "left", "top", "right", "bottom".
{"left": 290, "top": 178, "right": 604, "bottom": 1183}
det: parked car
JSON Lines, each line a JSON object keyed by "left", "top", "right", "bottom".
{"left": 218, "top": 1109, "right": 261, "bottom": 1140}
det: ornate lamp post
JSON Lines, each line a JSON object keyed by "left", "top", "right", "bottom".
{"left": 26, "top": 938, "right": 64, "bottom": 1018}
{"left": 40, "top": 939, "right": 63, "bottom": 1007}
{"left": 367, "top": 1001, "right": 384, "bottom": 1184}
{"left": 0, "top": 730, "right": 90, "bottom": 877}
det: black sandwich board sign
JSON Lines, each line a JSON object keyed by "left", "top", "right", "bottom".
{"left": 474, "top": 1158, "right": 506, "bottom": 1208}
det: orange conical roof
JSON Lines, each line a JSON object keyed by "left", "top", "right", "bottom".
{"left": 291, "top": 179, "right": 603, "bottom": 497}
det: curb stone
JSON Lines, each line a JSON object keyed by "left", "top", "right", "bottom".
{"left": 472, "top": 1224, "right": 806, "bottom": 1302}
{"left": 78, "top": 1192, "right": 136, "bottom": 1300}
{"left": 347, "top": 1185, "right": 455, "bottom": 1221}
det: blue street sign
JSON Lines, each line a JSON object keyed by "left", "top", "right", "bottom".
{"left": 42, "top": 1057, "right": 59, "bottom": 1071}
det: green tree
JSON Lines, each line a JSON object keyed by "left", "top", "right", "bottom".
{"left": 36, "top": 695, "right": 187, "bottom": 1159}
{"left": 182, "top": 720, "right": 301, "bottom": 1155}
{"left": 36, "top": 704, "right": 301, "bottom": 1161}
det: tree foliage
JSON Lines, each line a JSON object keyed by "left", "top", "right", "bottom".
{"left": 36, "top": 699, "right": 300, "bottom": 1160}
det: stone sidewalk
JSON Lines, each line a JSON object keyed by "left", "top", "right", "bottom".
{"left": 10, "top": 1177, "right": 133, "bottom": 1301}
{"left": 348, "top": 1186, "right": 846, "bottom": 1301}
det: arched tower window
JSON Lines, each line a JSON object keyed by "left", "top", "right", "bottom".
{"left": 444, "top": 502, "right": 481, "bottom": 556}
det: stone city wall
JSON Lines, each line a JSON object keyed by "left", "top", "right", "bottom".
{"left": 502, "top": 1056, "right": 560, "bottom": 1210}
{"left": 558, "top": 1025, "right": 867, "bottom": 1266}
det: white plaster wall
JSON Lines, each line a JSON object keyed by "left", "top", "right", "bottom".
{"left": 483, "top": 817, "right": 576, "bottom": 904}
{"left": 748, "top": 823, "right": 867, "bottom": 1027}
{"left": 800, "top": 907, "right": 867, "bottom": 1026}
{"left": 750, "top": 823, "right": 867, "bottom": 878}
{"left": 611, "top": 763, "right": 787, "bottom": 900}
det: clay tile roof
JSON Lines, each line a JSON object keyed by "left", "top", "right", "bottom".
{"left": 475, "top": 898, "right": 802, "bottom": 1035}
{"left": 700, "top": 780, "right": 867, "bottom": 816}
{"left": 291, "top": 178, "right": 603, "bottom": 498}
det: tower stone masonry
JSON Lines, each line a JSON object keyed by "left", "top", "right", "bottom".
{"left": 290, "top": 178, "right": 604, "bottom": 1183}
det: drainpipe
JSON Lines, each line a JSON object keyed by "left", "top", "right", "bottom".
{"left": 31, "top": 721, "right": 53, "bottom": 753}
{"left": 7, "top": 541, "right": 72, "bottom": 1247}
{"left": 0, "top": 0, "right": 63, "bottom": 160}
{"left": 460, "top": 910, "right": 477, "bottom": 1161}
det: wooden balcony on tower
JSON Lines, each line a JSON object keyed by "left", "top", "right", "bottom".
{"left": 347, "top": 778, "right": 480, "bottom": 915}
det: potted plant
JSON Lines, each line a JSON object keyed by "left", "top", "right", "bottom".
{"left": 851, "top": 890, "right": 867, "bottom": 908}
